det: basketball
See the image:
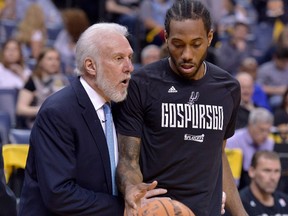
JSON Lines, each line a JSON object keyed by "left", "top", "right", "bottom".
{"left": 137, "top": 198, "right": 195, "bottom": 216}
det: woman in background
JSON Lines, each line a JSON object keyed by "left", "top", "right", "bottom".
{"left": 16, "top": 47, "right": 69, "bottom": 129}
{"left": 0, "top": 38, "right": 31, "bottom": 89}
{"left": 15, "top": 3, "right": 47, "bottom": 68}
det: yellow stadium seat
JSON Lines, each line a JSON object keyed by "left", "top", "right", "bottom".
{"left": 225, "top": 148, "right": 243, "bottom": 184}
{"left": 2, "top": 144, "right": 29, "bottom": 183}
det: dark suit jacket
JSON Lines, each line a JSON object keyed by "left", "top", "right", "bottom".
{"left": 19, "top": 77, "right": 124, "bottom": 216}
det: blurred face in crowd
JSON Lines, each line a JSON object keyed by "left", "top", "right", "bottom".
{"left": 166, "top": 18, "right": 213, "bottom": 80}
{"left": 239, "top": 57, "right": 258, "bottom": 80}
{"left": 92, "top": 33, "right": 134, "bottom": 102}
{"left": 237, "top": 73, "right": 254, "bottom": 104}
{"left": 249, "top": 122, "right": 272, "bottom": 145}
{"left": 232, "top": 23, "right": 249, "bottom": 41}
{"left": 40, "top": 50, "right": 61, "bottom": 74}
{"left": 249, "top": 156, "right": 281, "bottom": 194}
{"left": 274, "top": 57, "right": 288, "bottom": 70}
{"left": 142, "top": 46, "right": 161, "bottom": 65}
{"left": 277, "top": 123, "right": 288, "bottom": 143}
{"left": 3, "top": 40, "right": 21, "bottom": 64}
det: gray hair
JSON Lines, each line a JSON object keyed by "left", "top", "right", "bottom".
{"left": 74, "top": 22, "right": 129, "bottom": 75}
{"left": 141, "top": 44, "right": 160, "bottom": 59}
{"left": 248, "top": 108, "right": 274, "bottom": 125}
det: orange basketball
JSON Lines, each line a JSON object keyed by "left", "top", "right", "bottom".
{"left": 137, "top": 198, "right": 195, "bottom": 216}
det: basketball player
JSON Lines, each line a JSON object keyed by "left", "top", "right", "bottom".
{"left": 115, "top": 0, "right": 248, "bottom": 215}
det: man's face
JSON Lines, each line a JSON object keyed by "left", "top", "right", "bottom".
{"left": 238, "top": 75, "right": 254, "bottom": 104}
{"left": 249, "top": 157, "right": 281, "bottom": 194}
{"left": 249, "top": 122, "right": 272, "bottom": 145}
{"left": 94, "top": 34, "right": 134, "bottom": 102}
{"left": 165, "top": 19, "right": 213, "bottom": 80}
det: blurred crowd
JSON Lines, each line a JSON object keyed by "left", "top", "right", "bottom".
{"left": 0, "top": 0, "right": 288, "bottom": 211}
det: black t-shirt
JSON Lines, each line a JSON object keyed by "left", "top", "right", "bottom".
{"left": 116, "top": 58, "right": 240, "bottom": 216}
{"left": 240, "top": 186, "right": 288, "bottom": 215}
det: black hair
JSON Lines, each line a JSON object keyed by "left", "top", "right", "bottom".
{"left": 274, "top": 45, "right": 288, "bottom": 59}
{"left": 164, "top": 0, "right": 212, "bottom": 35}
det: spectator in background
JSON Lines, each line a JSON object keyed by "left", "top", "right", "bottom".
{"left": 235, "top": 72, "right": 257, "bottom": 129}
{"left": 0, "top": 38, "right": 31, "bottom": 89}
{"left": 15, "top": 0, "right": 63, "bottom": 29}
{"left": 105, "top": 0, "right": 141, "bottom": 36}
{"left": 217, "top": 0, "right": 251, "bottom": 41}
{"left": 252, "top": 0, "right": 288, "bottom": 62}
{"left": 238, "top": 57, "right": 271, "bottom": 111}
{"left": 240, "top": 150, "right": 288, "bottom": 215}
{"left": 215, "top": 22, "right": 254, "bottom": 75}
{"left": 256, "top": 46, "right": 288, "bottom": 111}
{"left": 139, "top": 0, "right": 174, "bottom": 46}
{"left": 0, "top": 0, "right": 16, "bottom": 20}
{"left": 105, "top": 0, "right": 142, "bottom": 59}
{"left": 258, "top": 24, "right": 288, "bottom": 65}
{"left": 140, "top": 44, "right": 161, "bottom": 66}
{"left": 201, "top": 0, "right": 224, "bottom": 29}
{"left": 226, "top": 108, "right": 274, "bottom": 189}
{"left": 273, "top": 89, "right": 288, "bottom": 145}
{"left": 54, "top": 8, "right": 90, "bottom": 77}
{"left": 16, "top": 47, "right": 69, "bottom": 129}
{"left": 69, "top": 0, "right": 106, "bottom": 24}
{"left": 15, "top": 3, "right": 47, "bottom": 69}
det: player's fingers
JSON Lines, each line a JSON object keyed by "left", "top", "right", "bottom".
{"left": 222, "top": 191, "right": 226, "bottom": 203}
{"left": 221, "top": 192, "right": 226, "bottom": 215}
{"left": 145, "top": 188, "right": 167, "bottom": 198}
{"left": 146, "top": 180, "right": 158, "bottom": 190}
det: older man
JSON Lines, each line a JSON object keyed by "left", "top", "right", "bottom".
{"left": 226, "top": 107, "right": 275, "bottom": 189}
{"left": 19, "top": 22, "right": 135, "bottom": 216}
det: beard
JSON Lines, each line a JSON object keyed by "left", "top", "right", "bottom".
{"left": 168, "top": 47, "right": 207, "bottom": 80}
{"left": 95, "top": 66, "right": 128, "bottom": 103}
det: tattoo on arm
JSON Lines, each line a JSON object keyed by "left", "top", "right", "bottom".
{"left": 117, "top": 134, "right": 143, "bottom": 194}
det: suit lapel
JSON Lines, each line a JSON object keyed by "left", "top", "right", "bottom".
{"left": 71, "top": 77, "right": 113, "bottom": 193}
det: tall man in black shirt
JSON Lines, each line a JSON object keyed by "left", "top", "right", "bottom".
{"left": 116, "top": 0, "right": 247, "bottom": 215}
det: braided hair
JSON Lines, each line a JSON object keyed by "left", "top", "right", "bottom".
{"left": 164, "top": 0, "right": 212, "bottom": 35}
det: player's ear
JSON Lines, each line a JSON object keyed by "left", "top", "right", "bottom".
{"left": 207, "top": 29, "right": 214, "bottom": 47}
{"left": 164, "top": 30, "right": 168, "bottom": 43}
{"left": 84, "top": 57, "right": 97, "bottom": 76}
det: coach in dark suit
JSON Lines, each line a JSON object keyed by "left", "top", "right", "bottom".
{"left": 18, "top": 23, "right": 134, "bottom": 215}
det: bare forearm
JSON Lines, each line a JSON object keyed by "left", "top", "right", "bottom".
{"left": 117, "top": 158, "right": 143, "bottom": 194}
{"left": 117, "top": 135, "right": 143, "bottom": 195}
{"left": 223, "top": 153, "right": 248, "bottom": 216}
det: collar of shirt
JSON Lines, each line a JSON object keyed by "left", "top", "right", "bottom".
{"left": 80, "top": 77, "right": 106, "bottom": 111}
{"left": 80, "top": 77, "right": 107, "bottom": 127}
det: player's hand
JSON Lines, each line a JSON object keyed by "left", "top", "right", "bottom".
{"left": 221, "top": 191, "right": 226, "bottom": 215}
{"left": 124, "top": 180, "right": 167, "bottom": 216}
